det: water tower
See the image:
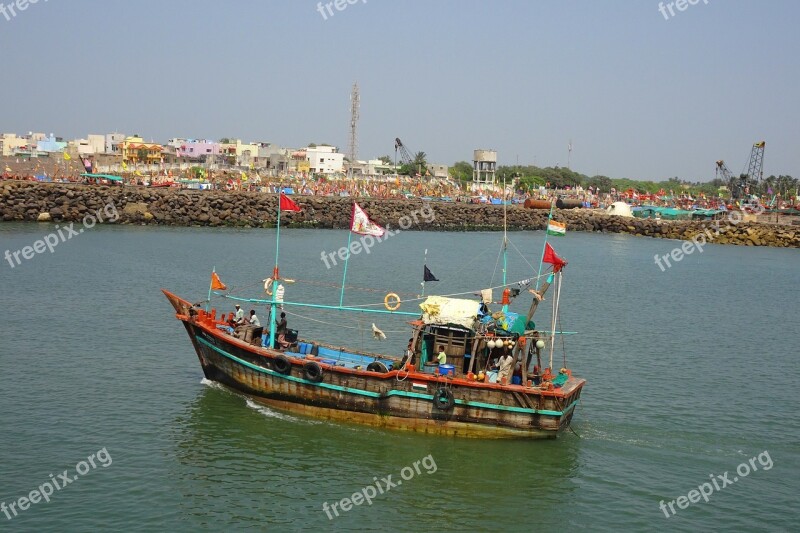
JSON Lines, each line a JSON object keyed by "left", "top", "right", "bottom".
{"left": 473, "top": 149, "right": 497, "bottom": 186}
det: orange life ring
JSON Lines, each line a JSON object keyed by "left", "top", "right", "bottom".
{"left": 384, "top": 293, "right": 401, "bottom": 311}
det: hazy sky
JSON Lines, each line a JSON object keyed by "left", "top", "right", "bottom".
{"left": 1, "top": 0, "right": 797, "bottom": 181}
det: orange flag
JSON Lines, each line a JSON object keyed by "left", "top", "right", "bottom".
{"left": 211, "top": 271, "right": 227, "bottom": 291}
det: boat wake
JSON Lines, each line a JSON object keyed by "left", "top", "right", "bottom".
{"left": 200, "top": 378, "right": 226, "bottom": 391}
{"left": 244, "top": 398, "right": 311, "bottom": 423}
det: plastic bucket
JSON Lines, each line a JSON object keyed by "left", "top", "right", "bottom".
{"left": 423, "top": 362, "right": 439, "bottom": 374}
{"left": 438, "top": 364, "right": 455, "bottom": 376}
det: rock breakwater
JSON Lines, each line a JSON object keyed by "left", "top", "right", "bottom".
{"left": 1, "top": 182, "right": 798, "bottom": 248}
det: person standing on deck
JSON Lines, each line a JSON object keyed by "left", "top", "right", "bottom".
{"left": 496, "top": 351, "right": 515, "bottom": 384}
{"left": 276, "top": 312, "right": 287, "bottom": 334}
{"left": 436, "top": 345, "right": 447, "bottom": 365}
{"left": 401, "top": 338, "right": 416, "bottom": 369}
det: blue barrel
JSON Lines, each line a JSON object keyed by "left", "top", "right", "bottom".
{"left": 438, "top": 364, "right": 455, "bottom": 376}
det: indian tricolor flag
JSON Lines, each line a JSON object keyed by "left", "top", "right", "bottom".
{"left": 546, "top": 220, "right": 566, "bottom": 236}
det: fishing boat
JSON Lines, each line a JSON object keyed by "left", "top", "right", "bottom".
{"left": 163, "top": 195, "right": 585, "bottom": 439}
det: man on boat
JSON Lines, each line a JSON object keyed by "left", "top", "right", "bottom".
{"left": 248, "top": 310, "right": 260, "bottom": 327}
{"left": 276, "top": 312, "right": 287, "bottom": 335}
{"left": 274, "top": 312, "right": 291, "bottom": 350}
{"left": 496, "top": 351, "right": 515, "bottom": 385}
{"left": 436, "top": 345, "right": 447, "bottom": 365}
{"left": 234, "top": 304, "right": 245, "bottom": 325}
{"left": 400, "top": 338, "right": 416, "bottom": 369}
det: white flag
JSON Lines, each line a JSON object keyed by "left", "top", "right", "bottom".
{"left": 350, "top": 202, "right": 385, "bottom": 237}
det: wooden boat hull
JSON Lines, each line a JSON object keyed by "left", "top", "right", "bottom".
{"left": 164, "top": 290, "right": 585, "bottom": 439}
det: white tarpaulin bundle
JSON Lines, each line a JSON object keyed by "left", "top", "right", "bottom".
{"left": 419, "top": 296, "right": 481, "bottom": 330}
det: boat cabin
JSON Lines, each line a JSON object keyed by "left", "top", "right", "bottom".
{"left": 410, "top": 296, "right": 537, "bottom": 382}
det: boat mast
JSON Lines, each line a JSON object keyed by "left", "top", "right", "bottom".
{"left": 502, "top": 176, "right": 509, "bottom": 313}
{"left": 421, "top": 248, "right": 428, "bottom": 297}
{"left": 535, "top": 199, "right": 555, "bottom": 290}
{"left": 268, "top": 190, "right": 283, "bottom": 349}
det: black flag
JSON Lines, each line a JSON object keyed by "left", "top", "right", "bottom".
{"left": 423, "top": 265, "right": 439, "bottom": 282}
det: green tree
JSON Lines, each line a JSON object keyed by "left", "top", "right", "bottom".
{"left": 585, "top": 175, "right": 612, "bottom": 192}
{"left": 378, "top": 155, "right": 392, "bottom": 165}
{"left": 399, "top": 151, "right": 428, "bottom": 176}
{"left": 776, "top": 175, "right": 797, "bottom": 197}
{"left": 449, "top": 161, "right": 473, "bottom": 182}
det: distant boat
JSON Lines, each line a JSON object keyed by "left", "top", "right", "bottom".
{"left": 163, "top": 198, "right": 585, "bottom": 438}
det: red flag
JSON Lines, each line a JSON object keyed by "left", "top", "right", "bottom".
{"left": 279, "top": 193, "right": 301, "bottom": 212}
{"left": 542, "top": 243, "right": 567, "bottom": 272}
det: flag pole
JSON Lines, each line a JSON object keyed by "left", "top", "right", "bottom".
{"left": 421, "top": 248, "right": 428, "bottom": 297}
{"left": 339, "top": 230, "right": 353, "bottom": 307}
{"left": 269, "top": 194, "right": 282, "bottom": 349}
{"left": 535, "top": 199, "right": 555, "bottom": 290}
{"left": 207, "top": 266, "right": 215, "bottom": 312}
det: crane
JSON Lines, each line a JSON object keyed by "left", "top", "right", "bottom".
{"left": 745, "top": 141, "right": 766, "bottom": 190}
{"left": 715, "top": 160, "right": 735, "bottom": 183}
{"left": 716, "top": 159, "right": 737, "bottom": 198}
{"left": 718, "top": 141, "right": 766, "bottom": 200}
{"left": 394, "top": 138, "right": 414, "bottom": 168}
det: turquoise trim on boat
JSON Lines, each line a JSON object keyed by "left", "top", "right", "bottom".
{"left": 196, "top": 336, "right": 576, "bottom": 417}
{"left": 197, "top": 336, "right": 381, "bottom": 397}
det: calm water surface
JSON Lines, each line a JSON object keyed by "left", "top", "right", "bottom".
{"left": 0, "top": 222, "right": 797, "bottom": 532}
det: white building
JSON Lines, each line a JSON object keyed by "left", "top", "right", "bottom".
{"left": 105, "top": 133, "right": 126, "bottom": 154}
{"left": 69, "top": 134, "right": 106, "bottom": 155}
{"left": 306, "top": 145, "right": 343, "bottom": 174}
{"left": 428, "top": 163, "right": 449, "bottom": 178}
{"left": 348, "top": 159, "right": 396, "bottom": 176}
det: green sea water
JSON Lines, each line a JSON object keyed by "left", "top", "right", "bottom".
{"left": 0, "top": 223, "right": 797, "bottom": 532}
